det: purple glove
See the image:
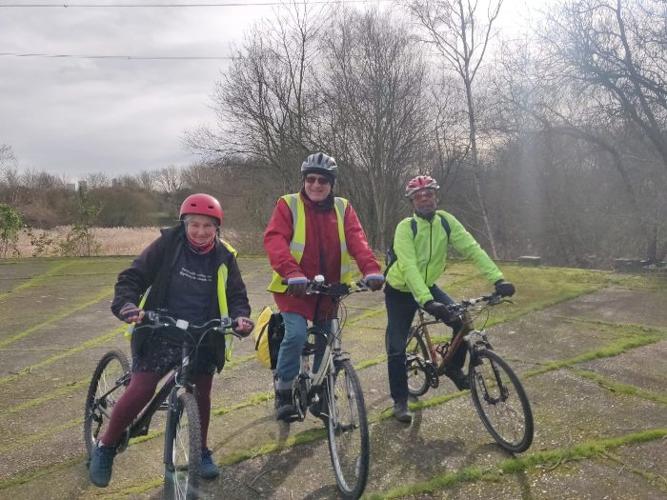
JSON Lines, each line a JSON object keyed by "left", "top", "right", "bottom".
{"left": 363, "top": 274, "right": 385, "bottom": 291}
{"left": 119, "top": 302, "right": 143, "bottom": 324}
{"left": 287, "top": 276, "right": 308, "bottom": 296}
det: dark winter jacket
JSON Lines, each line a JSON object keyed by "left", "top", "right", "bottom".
{"left": 111, "top": 224, "right": 251, "bottom": 322}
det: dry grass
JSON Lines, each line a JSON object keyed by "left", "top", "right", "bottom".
{"left": 12, "top": 226, "right": 260, "bottom": 257}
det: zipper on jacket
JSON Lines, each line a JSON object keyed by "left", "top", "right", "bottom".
{"left": 424, "top": 218, "right": 434, "bottom": 284}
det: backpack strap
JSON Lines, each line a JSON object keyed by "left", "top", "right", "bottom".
{"left": 438, "top": 212, "right": 451, "bottom": 241}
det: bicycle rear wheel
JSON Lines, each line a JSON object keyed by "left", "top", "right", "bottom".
{"left": 326, "top": 359, "right": 369, "bottom": 499}
{"left": 469, "top": 349, "right": 533, "bottom": 453}
{"left": 83, "top": 350, "right": 130, "bottom": 458}
{"left": 406, "top": 327, "right": 430, "bottom": 397}
{"left": 164, "top": 391, "right": 201, "bottom": 500}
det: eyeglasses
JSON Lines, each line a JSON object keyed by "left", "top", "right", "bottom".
{"left": 305, "top": 175, "right": 330, "bottom": 185}
{"left": 411, "top": 189, "right": 436, "bottom": 199}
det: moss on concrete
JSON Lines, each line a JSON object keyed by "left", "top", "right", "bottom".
{"left": 369, "top": 428, "right": 667, "bottom": 499}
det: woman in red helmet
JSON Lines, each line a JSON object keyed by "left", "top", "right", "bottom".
{"left": 89, "top": 193, "right": 254, "bottom": 488}
{"left": 383, "top": 175, "right": 515, "bottom": 423}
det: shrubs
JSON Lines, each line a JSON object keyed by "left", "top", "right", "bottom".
{"left": 0, "top": 203, "right": 22, "bottom": 257}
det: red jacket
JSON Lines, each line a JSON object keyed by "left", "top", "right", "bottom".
{"left": 264, "top": 191, "right": 381, "bottom": 320}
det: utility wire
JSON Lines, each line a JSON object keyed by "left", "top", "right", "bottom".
{"left": 0, "top": 0, "right": 385, "bottom": 7}
{"left": 0, "top": 52, "right": 236, "bottom": 59}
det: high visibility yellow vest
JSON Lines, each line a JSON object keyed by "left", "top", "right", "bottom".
{"left": 267, "top": 193, "right": 353, "bottom": 292}
{"left": 130, "top": 239, "right": 238, "bottom": 361}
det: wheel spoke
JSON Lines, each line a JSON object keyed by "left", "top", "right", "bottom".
{"left": 470, "top": 350, "right": 533, "bottom": 453}
{"left": 327, "top": 360, "right": 369, "bottom": 498}
{"left": 84, "top": 351, "right": 130, "bottom": 457}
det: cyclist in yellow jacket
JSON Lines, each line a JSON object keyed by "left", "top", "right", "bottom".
{"left": 384, "top": 175, "right": 515, "bottom": 423}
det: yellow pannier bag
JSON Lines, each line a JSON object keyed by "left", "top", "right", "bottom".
{"left": 253, "top": 306, "right": 275, "bottom": 368}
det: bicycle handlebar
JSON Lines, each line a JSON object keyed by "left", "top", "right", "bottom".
{"left": 138, "top": 311, "right": 248, "bottom": 339}
{"left": 281, "top": 275, "right": 370, "bottom": 296}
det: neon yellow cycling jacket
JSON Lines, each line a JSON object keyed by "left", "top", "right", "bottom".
{"left": 385, "top": 210, "right": 503, "bottom": 306}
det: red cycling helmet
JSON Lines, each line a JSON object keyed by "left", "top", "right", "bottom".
{"left": 179, "top": 193, "right": 224, "bottom": 226}
{"left": 405, "top": 175, "right": 440, "bottom": 198}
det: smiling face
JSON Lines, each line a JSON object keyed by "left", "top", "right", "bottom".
{"left": 410, "top": 188, "right": 438, "bottom": 216}
{"left": 185, "top": 214, "right": 218, "bottom": 245}
{"left": 303, "top": 173, "right": 332, "bottom": 202}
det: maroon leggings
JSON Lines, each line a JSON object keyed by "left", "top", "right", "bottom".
{"left": 101, "top": 371, "right": 214, "bottom": 450}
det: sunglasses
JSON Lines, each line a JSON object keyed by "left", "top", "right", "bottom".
{"left": 411, "top": 189, "right": 436, "bottom": 199}
{"left": 305, "top": 175, "right": 331, "bottom": 185}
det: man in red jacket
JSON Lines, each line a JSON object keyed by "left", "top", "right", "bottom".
{"left": 264, "top": 152, "right": 384, "bottom": 421}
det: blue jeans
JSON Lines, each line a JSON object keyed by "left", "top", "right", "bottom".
{"left": 384, "top": 284, "right": 456, "bottom": 404}
{"left": 275, "top": 311, "right": 332, "bottom": 389}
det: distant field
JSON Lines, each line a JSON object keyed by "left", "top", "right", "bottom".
{"left": 13, "top": 225, "right": 253, "bottom": 257}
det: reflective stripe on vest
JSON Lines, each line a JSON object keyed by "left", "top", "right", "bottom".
{"left": 267, "top": 193, "right": 353, "bottom": 293}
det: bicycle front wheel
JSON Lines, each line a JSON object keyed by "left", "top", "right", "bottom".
{"left": 83, "top": 350, "right": 130, "bottom": 458}
{"left": 163, "top": 391, "right": 201, "bottom": 500}
{"left": 326, "top": 360, "right": 369, "bottom": 499}
{"left": 469, "top": 349, "right": 534, "bottom": 453}
{"left": 406, "top": 327, "right": 431, "bottom": 397}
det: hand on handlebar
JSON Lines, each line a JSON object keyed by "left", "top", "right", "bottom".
{"left": 494, "top": 279, "right": 516, "bottom": 297}
{"left": 423, "top": 300, "right": 452, "bottom": 323}
{"left": 120, "top": 302, "right": 144, "bottom": 324}
{"left": 233, "top": 316, "right": 254, "bottom": 338}
{"left": 286, "top": 276, "right": 308, "bottom": 296}
{"left": 363, "top": 273, "right": 385, "bottom": 291}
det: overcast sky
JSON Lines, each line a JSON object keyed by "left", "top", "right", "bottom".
{"left": 0, "top": 0, "right": 541, "bottom": 181}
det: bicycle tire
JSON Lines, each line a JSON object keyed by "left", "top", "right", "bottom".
{"left": 469, "top": 349, "right": 534, "bottom": 453}
{"left": 326, "top": 359, "right": 370, "bottom": 499}
{"left": 163, "top": 391, "right": 202, "bottom": 500}
{"left": 406, "top": 327, "right": 430, "bottom": 397}
{"left": 83, "top": 350, "right": 130, "bottom": 459}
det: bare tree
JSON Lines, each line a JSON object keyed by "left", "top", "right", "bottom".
{"left": 136, "top": 170, "right": 155, "bottom": 191}
{"left": 490, "top": 15, "right": 667, "bottom": 263}
{"left": 317, "top": 9, "right": 431, "bottom": 247}
{"left": 406, "top": 0, "right": 505, "bottom": 257}
{"left": 0, "top": 144, "right": 16, "bottom": 171}
{"left": 543, "top": 0, "right": 667, "bottom": 170}
{"left": 186, "top": 2, "right": 326, "bottom": 192}
{"left": 84, "top": 172, "right": 110, "bottom": 189}
{"left": 154, "top": 166, "right": 183, "bottom": 193}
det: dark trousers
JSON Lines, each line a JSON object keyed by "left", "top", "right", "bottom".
{"left": 384, "top": 284, "right": 464, "bottom": 404}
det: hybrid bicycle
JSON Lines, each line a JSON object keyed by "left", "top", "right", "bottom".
{"left": 282, "top": 275, "right": 370, "bottom": 499}
{"left": 83, "top": 312, "right": 245, "bottom": 499}
{"left": 406, "top": 292, "right": 534, "bottom": 453}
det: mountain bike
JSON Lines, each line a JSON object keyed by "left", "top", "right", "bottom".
{"left": 282, "top": 275, "right": 371, "bottom": 499}
{"left": 83, "top": 312, "right": 246, "bottom": 499}
{"left": 405, "top": 292, "right": 534, "bottom": 453}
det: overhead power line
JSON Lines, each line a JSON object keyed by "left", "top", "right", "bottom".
{"left": 0, "top": 0, "right": 386, "bottom": 7}
{"left": 0, "top": 52, "right": 235, "bottom": 60}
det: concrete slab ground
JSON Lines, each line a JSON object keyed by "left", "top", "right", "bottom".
{"left": 0, "top": 259, "right": 665, "bottom": 499}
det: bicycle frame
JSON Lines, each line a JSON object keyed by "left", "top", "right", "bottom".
{"left": 301, "top": 317, "right": 343, "bottom": 388}
{"left": 291, "top": 280, "right": 367, "bottom": 419}
{"left": 415, "top": 303, "right": 488, "bottom": 369}
{"left": 112, "top": 317, "right": 233, "bottom": 451}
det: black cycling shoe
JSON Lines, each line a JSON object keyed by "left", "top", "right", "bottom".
{"left": 445, "top": 368, "right": 470, "bottom": 391}
{"left": 275, "top": 390, "right": 299, "bottom": 422}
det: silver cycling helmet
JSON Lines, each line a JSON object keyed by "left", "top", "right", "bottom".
{"left": 301, "top": 152, "right": 338, "bottom": 181}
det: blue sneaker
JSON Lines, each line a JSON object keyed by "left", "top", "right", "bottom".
{"left": 199, "top": 448, "right": 220, "bottom": 480}
{"left": 89, "top": 443, "right": 116, "bottom": 487}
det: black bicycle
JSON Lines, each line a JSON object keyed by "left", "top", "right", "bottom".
{"left": 282, "top": 275, "right": 371, "bottom": 499}
{"left": 83, "top": 312, "right": 245, "bottom": 499}
{"left": 406, "top": 293, "right": 534, "bottom": 453}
